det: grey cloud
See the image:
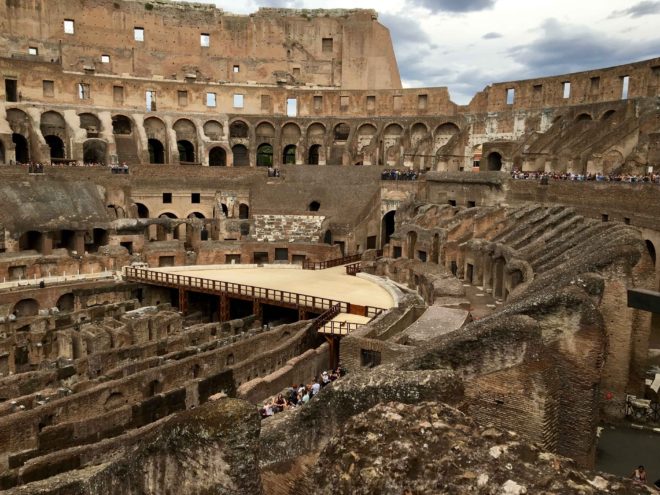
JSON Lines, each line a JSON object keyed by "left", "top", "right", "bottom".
{"left": 379, "top": 13, "right": 433, "bottom": 45}
{"left": 507, "top": 18, "right": 660, "bottom": 76}
{"left": 482, "top": 32, "right": 502, "bottom": 39}
{"left": 610, "top": 1, "right": 660, "bottom": 18}
{"left": 412, "top": 0, "right": 496, "bottom": 13}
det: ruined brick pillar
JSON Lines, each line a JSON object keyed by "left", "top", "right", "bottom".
{"left": 39, "top": 232, "right": 53, "bottom": 255}
{"left": 72, "top": 231, "right": 86, "bottom": 255}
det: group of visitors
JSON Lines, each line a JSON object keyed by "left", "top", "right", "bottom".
{"left": 110, "top": 162, "right": 129, "bottom": 174}
{"left": 511, "top": 170, "right": 660, "bottom": 184}
{"left": 381, "top": 169, "right": 419, "bottom": 181}
{"left": 259, "top": 365, "right": 345, "bottom": 419}
{"left": 267, "top": 166, "right": 281, "bottom": 177}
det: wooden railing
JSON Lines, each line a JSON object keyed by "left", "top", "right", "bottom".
{"left": 124, "top": 267, "right": 385, "bottom": 317}
{"left": 345, "top": 262, "right": 362, "bottom": 276}
{"left": 310, "top": 305, "right": 341, "bottom": 332}
{"left": 319, "top": 320, "right": 364, "bottom": 336}
{"left": 302, "top": 254, "right": 361, "bottom": 270}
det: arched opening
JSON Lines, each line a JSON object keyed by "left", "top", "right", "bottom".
{"left": 177, "top": 140, "right": 195, "bottom": 163}
{"left": 90, "top": 228, "right": 108, "bottom": 252}
{"left": 232, "top": 145, "right": 249, "bottom": 166}
{"left": 221, "top": 204, "right": 229, "bottom": 217}
{"left": 308, "top": 144, "right": 321, "bottom": 165}
{"left": 239, "top": 203, "right": 249, "bottom": 219}
{"left": 601, "top": 110, "right": 616, "bottom": 121}
{"left": 148, "top": 139, "right": 165, "bottom": 164}
{"left": 112, "top": 115, "right": 132, "bottom": 135}
{"left": 83, "top": 139, "right": 107, "bottom": 165}
{"left": 229, "top": 120, "right": 249, "bottom": 138}
{"left": 407, "top": 231, "right": 417, "bottom": 259}
{"left": 646, "top": 240, "right": 656, "bottom": 266}
{"left": 283, "top": 145, "right": 296, "bottom": 164}
{"left": 576, "top": 113, "right": 592, "bottom": 122}
{"left": 13, "top": 299, "right": 39, "bottom": 318}
{"left": 323, "top": 230, "right": 332, "bottom": 244}
{"left": 54, "top": 229, "right": 76, "bottom": 250}
{"left": 19, "top": 231, "right": 42, "bottom": 251}
{"left": 203, "top": 120, "right": 223, "bottom": 141}
{"left": 135, "top": 203, "right": 149, "bottom": 218}
{"left": 45, "top": 135, "right": 65, "bottom": 160}
{"left": 56, "top": 293, "right": 75, "bottom": 312}
{"left": 12, "top": 133, "right": 29, "bottom": 163}
{"left": 255, "top": 122, "right": 276, "bottom": 139}
{"left": 487, "top": 152, "right": 502, "bottom": 171}
{"left": 256, "top": 143, "right": 273, "bottom": 167}
{"left": 79, "top": 113, "right": 101, "bottom": 137}
{"left": 381, "top": 211, "right": 396, "bottom": 249}
{"left": 188, "top": 212, "right": 205, "bottom": 219}
{"left": 334, "top": 123, "right": 350, "bottom": 142}
{"left": 209, "top": 147, "right": 226, "bottom": 166}
{"left": 308, "top": 201, "right": 320, "bottom": 212}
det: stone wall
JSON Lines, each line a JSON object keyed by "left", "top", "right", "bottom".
{"left": 253, "top": 215, "right": 327, "bottom": 243}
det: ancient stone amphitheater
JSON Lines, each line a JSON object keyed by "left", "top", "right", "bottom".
{"left": 0, "top": 1, "right": 659, "bottom": 493}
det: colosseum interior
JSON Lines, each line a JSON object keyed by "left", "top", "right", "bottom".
{"left": 0, "top": 0, "right": 659, "bottom": 493}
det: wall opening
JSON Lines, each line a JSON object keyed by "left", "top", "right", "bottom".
{"left": 283, "top": 144, "right": 296, "bottom": 164}
{"left": 12, "top": 134, "right": 29, "bottom": 163}
{"left": 177, "top": 140, "right": 195, "bottom": 163}
{"left": 256, "top": 143, "right": 273, "bottom": 167}
{"left": 239, "top": 203, "right": 250, "bottom": 219}
{"left": 621, "top": 75, "right": 630, "bottom": 99}
{"left": 308, "top": 201, "right": 320, "bottom": 212}
{"left": 148, "top": 139, "right": 165, "bottom": 164}
{"left": 209, "top": 147, "right": 226, "bottom": 166}
{"left": 232, "top": 145, "right": 249, "bottom": 166}
{"left": 381, "top": 211, "right": 396, "bottom": 249}
{"left": 486, "top": 152, "right": 502, "bottom": 171}
{"left": 45, "top": 135, "right": 65, "bottom": 159}
{"left": 308, "top": 144, "right": 320, "bottom": 165}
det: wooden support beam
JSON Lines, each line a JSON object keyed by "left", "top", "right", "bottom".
{"left": 178, "top": 289, "right": 187, "bottom": 315}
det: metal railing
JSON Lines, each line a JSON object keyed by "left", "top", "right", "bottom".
{"left": 124, "top": 267, "right": 385, "bottom": 317}
{"left": 302, "top": 254, "right": 361, "bottom": 270}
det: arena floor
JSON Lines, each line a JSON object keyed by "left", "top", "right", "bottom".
{"left": 153, "top": 265, "right": 395, "bottom": 309}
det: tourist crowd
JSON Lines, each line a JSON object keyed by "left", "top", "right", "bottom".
{"left": 381, "top": 169, "right": 420, "bottom": 181}
{"left": 267, "top": 166, "right": 281, "bottom": 177}
{"left": 259, "top": 365, "right": 345, "bottom": 419}
{"left": 9, "top": 160, "right": 131, "bottom": 174}
{"left": 511, "top": 170, "right": 660, "bottom": 184}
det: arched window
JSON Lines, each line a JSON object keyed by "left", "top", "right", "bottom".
{"left": 209, "top": 147, "right": 226, "bottom": 166}
{"left": 239, "top": 203, "right": 249, "bottom": 219}
{"left": 177, "top": 140, "right": 195, "bottom": 163}
{"left": 308, "top": 201, "right": 320, "bottom": 212}
{"left": 283, "top": 145, "right": 296, "bottom": 164}
{"left": 308, "top": 144, "right": 320, "bottom": 165}
{"left": 487, "top": 152, "right": 502, "bottom": 171}
{"left": 256, "top": 144, "right": 273, "bottom": 167}
{"left": 232, "top": 145, "right": 249, "bottom": 166}
{"left": 148, "top": 139, "right": 165, "bottom": 164}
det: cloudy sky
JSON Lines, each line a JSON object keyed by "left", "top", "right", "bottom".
{"left": 179, "top": 0, "right": 659, "bottom": 104}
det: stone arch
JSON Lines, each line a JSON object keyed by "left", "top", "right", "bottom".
{"left": 209, "top": 146, "right": 227, "bottom": 166}
{"left": 308, "top": 201, "right": 320, "bottom": 212}
{"left": 357, "top": 123, "right": 377, "bottom": 150}
{"left": 576, "top": 113, "right": 592, "bottom": 122}
{"left": 323, "top": 230, "right": 332, "bottom": 244}
{"left": 255, "top": 121, "right": 276, "bottom": 139}
{"left": 83, "top": 139, "right": 107, "bottom": 164}
{"left": 283, "top": 144, "right": 296, "bottom": 164}
{"left": 334, "top": 123, "right": 350, "bottom": 142}
{"left": 282, "top": 122, "right": 302, "bottom": 143}
{"left": 646, "top": 240, "right": 656, "bottom": 266}
{"left": 601, "top": 110, "right": 616, "bottom": 121}
{"left": 381, "top": 210, "right": 396, "bottom": 249}
{"left": 239, "top": 203, "right": 250, "bottom": 219}
{"left": 406, "top": 231, "right": 417, "bottom": 259}
{"left": 56, "top": 293, "right": 75, "bottom": 312}
{"left": 174, "top": 119, "right": 197, "bottom": 162}
{"left": 148, "top": 139, "right": 165, "bottom": 164}
{"left": 45, "top": 135, "right": 65, "bottom": 160}
{"left": 256, "top": 143, "right": 273, "bottom": 167}
{"left": 232, "top": 144, "right": 249, "bottom": 166}
{"left": 187, "top": 212, "right": 205, "bottom": 219}
{"left": 13, "top": 298, "right": 39, "bottom": 317}
{"left": 435, "top": 122, "right": 460, "bottom": 135}
{"left": 177, "top": 140, "right": 195, "bottom": 163}
{"left": 135, "top": 203, "right": 150, "bottom": 218}
{"left": 203, "top": 120, "right": 223, "bottom": 141}
{"left": 12, "top": 133, "right": 29, "bottom": 163}
{"left": 383, "top": 123, "right": 403, "bottom": 137}
{"left": 308, "top": 144, "right": 321, "bottom": 165}
{"left": 41, "top": 111, "right": 66, "bottom": 136}
{"left": 111, "top": 115, "right": 132, "bottom": 135}
{"left": 230, "top": 120, "right": 249, "bottom": 139}
{"left": 307, "top": 122, "right": 326, "bottom": 141}
{"left": 79, "top": 113, "right": 101, "bottom": 137}
{"left": 486, "top": 152, "right": 502, "bottom": 171}
{"left": 7, "top": 108, "right": 30, "bottom": 135}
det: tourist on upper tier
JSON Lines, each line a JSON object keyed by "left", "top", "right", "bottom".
{"left": 511, "top": 170, "right": 659, "bottom": 184}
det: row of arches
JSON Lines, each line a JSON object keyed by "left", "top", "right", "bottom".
{"left": 11, "top": 293, "right": 74, "bottom": 318}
